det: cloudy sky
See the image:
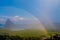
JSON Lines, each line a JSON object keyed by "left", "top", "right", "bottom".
{"left": 0, "top": 0, "right": 60, "bottom": 29}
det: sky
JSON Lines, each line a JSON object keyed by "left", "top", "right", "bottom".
{"left": 0, "top": 0, "right": 60, "bottom": 29}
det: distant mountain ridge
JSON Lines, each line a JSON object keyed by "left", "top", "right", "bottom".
{"left": 0, "top": 19, "right": 60, "bottom": 31}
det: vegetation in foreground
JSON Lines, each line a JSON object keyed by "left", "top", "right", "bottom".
{"left": 0, "top": 30, "right": 60, "bottom": 40}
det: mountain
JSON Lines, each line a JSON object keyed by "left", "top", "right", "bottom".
{"left": 4, "top": 19, "right": 40, "bottom": 31}
{"left": 4, "top": 19, "right": 28, "bottom": 31}
{"left": 3, "top": 18, "right": 60, "bottom": 31}
{"left": 4, "top": 19, "right": 15, "bottom": 30}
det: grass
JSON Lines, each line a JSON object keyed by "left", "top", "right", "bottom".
{"left": 0, "top": 29, "right": 48, "bottom": 37}
{"left": 0, "top": 29, "right": 60, "bottom": 38}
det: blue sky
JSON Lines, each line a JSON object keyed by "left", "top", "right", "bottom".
{"left": 0, "top": 0, "right": 60, "bottom": 24}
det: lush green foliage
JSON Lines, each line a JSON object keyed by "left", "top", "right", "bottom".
{"left": 0, "top": 30, "right": 60, "bottom": 40}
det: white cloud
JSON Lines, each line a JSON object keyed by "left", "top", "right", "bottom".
{"left": 0, "top": 16, "right": 25, "bottom": 23}
{"left": 14, "top": 16, "right": 19, "bottom": 18}
{"left": 19, "top": 17, "right": 24, "bottom": 20}
{"left": 11, "top": 16, "right": 24, "bottom": 21}
{"left": 0, "top": 15, "right": 39, "bottom": 25}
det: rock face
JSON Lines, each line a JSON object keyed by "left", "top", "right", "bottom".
{"left": 4, "top": 19, "right": 15, "bottom": 30}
